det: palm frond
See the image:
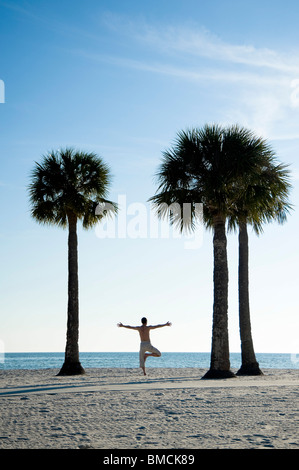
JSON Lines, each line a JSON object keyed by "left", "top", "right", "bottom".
{"left": 28, "top": 147, "right": 117, "bottom": 229}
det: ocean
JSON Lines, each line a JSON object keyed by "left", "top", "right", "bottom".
{"left": 0, "top": 352, "right": 298, "bottom": 370}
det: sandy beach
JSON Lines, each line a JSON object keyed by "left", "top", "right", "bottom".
{"left": 0, "top": 367, "right": 298, "bottom": 449}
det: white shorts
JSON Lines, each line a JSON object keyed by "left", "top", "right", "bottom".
{"left": 139, "top": 341, "right": 161, "bottom": 367}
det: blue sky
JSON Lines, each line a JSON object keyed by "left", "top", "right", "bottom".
{"left": 0, "top": 0, "right": 298, "bottom": 357}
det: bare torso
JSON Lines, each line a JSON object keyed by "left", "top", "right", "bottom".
{"left": 138, "top": 325, "right": 151, "bottom": 342}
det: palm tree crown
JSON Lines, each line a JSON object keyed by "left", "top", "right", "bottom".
{"left": 29, "top": 147, "right": 116, "bottom": 227}
{"left": 227, "top": 158, "right": 292, "bottom": 234}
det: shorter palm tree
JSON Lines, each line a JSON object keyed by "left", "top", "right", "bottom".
{"left": 228, "top": 152, "right": 292, "bottom": 375}
{"left": 29, "top": 148, "right": 117, "bottom": 375}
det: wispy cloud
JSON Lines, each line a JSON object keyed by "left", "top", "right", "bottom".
{"left": 102, "top": 13, "right": 299, "bottom": 75}
{"left": 73, "top": 48, "right": 291, "bottom": 89}
{"left": 139, "top": 27, "right": 299, "bottom": 75}
{"left": 73, "top": 13, "right": 299, "bottom": 141}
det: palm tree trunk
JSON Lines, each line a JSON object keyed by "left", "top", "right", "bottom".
{"left": 57, "top": 212, "right": 85, "bottom": 375}
{"left": 237, "top": 222, "right": 262, "bottom": 375}
{"left": 203, "top": 215, "right": 235, "bottom": 379}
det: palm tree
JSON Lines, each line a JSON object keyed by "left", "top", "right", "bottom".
{"left": 28, "top": 148, "right": 117, "bottom": 375}
{"left": 150, "top": 124, "right": 268, "bottom": 378}
{"left": 227, "top": 143, "right": 292, "bottom": 375}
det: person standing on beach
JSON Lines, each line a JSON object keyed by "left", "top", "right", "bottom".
{"left": 117, "top": 317, "right": 172, "bottom": 375}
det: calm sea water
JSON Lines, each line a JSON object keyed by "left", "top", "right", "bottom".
{"left": 0, "top": 352, "right": 298, "bottom": 370}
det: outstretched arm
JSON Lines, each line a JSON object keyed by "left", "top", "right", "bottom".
{"left": 150, "top": 321, "right": 172, "bottom": 329}
{"left": 117, "top": 323, "right": 139, "bottom": 330}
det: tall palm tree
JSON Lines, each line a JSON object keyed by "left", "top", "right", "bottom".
{"left": 228, "top": 145, "right": 292, "bottom": 375}
{"left": 28, "top": 148, "right": 117, "bottom": 375}
{"left": 150, "top": 124, "right": 268, "bottom": 378}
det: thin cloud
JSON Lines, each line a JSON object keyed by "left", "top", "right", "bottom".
{"left": 73, "top": 48, "right": 289, "bottom": 89}
{"left": 77, "top": 14, "right": 299, "bottom": 140}
{"left": 142, "top": 27, "right": 299, "bottom": 74}
{"left": 102, "top": 13, "right": 299, "bottom": 75}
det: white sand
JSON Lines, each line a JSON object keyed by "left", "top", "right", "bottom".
{"left": 0, "top": 368, "right": 298, "bottom": 449}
